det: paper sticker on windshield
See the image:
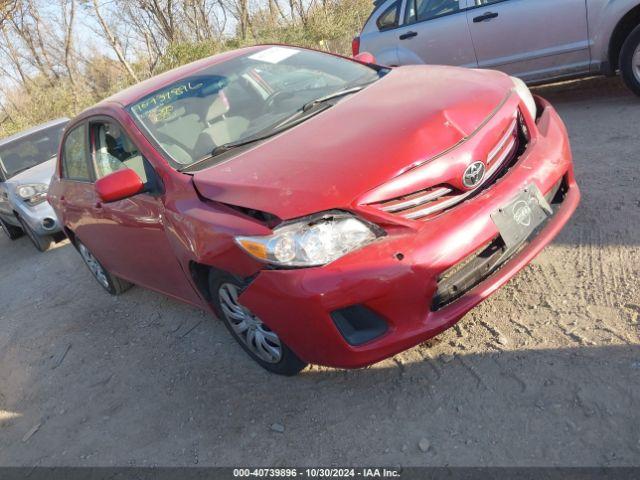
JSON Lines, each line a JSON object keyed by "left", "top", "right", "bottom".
{"left": 248, "top": 47, "right": 299, "bottom": 64}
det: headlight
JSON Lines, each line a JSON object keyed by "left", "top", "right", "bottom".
{"left": 235, "top": 212, "right": 382, "bottom": 267}
{"left": 511, "top": 76, "right": 537, "bottom": 120}
{"left": 16, "top": 183, "right": 48, "bottom": 206}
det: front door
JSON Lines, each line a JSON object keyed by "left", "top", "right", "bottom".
{"left": 466, "top": 0, "right": 590, "bottom": 82}
{"left": 87, "top": 118, "right": 201, "bottom": 304}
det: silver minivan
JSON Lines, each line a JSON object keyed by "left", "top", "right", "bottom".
{"left": 355, "top": 0, "right": 640, "bottom": 95}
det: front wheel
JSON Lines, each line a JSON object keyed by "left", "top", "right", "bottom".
{"left": 17, "top": 217, "right": 53, "bottom": 252}
{"left": 77, "top": 240, "right": 133, "bottom": 295}
{"left": 0, "top": 217, "right": 23, "bottom": 240}
{"left": 620, "top": 24, "right": 640, "bottom": 96}
{"left": 210, "top": 273, "right": 307, "bottom": 376}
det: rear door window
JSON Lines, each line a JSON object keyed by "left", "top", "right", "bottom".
{"left": 62, "top": 124, "right": 92, "bottom": 181}
{"left": 377, "top": 1, "right": 400, "bottom": 30}
{"left": 405, "top": 0, "right": 463, "bottom": 23}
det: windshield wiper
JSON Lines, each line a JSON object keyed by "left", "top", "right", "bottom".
{"left": 301, "top": 85, "right": 366, "bottom": 112}
{"left": 208, "top": 135, "right": 269, "bottom": 157}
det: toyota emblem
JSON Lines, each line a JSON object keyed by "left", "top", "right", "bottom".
{"left": 463, "top": 161, "right": 486, "bottom": 188}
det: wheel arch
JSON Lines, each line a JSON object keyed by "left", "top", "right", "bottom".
{"left": 608, "top": 4, "right": 640, "bottom": 73}
{"left": 189, "top": 261, "right": 260, "bottom": 308}
{"left": 189, "top": 261, "right": 214, "bottom": 303}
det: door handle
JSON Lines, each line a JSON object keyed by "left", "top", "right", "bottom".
{"left": 473, "top": 11, "right": 499, "bottom": 23}
{"left": 399, "top": 31, "right": 418, "bottom": 40}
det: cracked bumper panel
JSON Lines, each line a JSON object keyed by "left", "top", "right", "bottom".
{"left": 239, "top": 98, "right": 580, "bottom": 369}
{"left": 13, "top": 199, "right": 61, "bottom": 236}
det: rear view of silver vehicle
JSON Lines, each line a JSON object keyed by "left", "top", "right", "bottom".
{"left": 0, "top": 118, "right": 68, "bottom": 251}
{"left": 355, "top": 0, "right": 640, "bottom": 95}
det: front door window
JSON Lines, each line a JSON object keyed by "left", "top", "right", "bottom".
{"left": 92, "top": 122, "right": 149, "bottom": 186}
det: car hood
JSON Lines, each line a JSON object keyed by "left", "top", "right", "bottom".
{"left": 192, "top": 66, "right": 514, "bottom": 220}
{"left": 7, "top": 157, "right": 57, "bottom": 186}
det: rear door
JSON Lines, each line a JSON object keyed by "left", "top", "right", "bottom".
{"left": 395, "top": 0, "right": 477, "bottom": 67}
{"left": 466, "top": 0, "right": 590, "bottom": 82}
{"left": 54, "top": 122, "right": 99, "bottom": 244}
{"left": 360, "top": 0, "right": 404, "bottom": 65}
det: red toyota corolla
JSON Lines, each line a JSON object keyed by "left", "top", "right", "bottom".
{"left": 49, "top": 45, "right": 579, "bottom": 375}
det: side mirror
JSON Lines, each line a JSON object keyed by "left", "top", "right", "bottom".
{"left": 354, "top": 52, "right": 377, "bottom": 64}
{"left": 95, "top": 168, "right": 144, "bottom": 202}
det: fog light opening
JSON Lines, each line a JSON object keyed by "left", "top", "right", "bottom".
{"left": 331, "top": 305, "right": 388, "bottom": 346}
{"left": 42, "top": 218, "right": 56, "bottom": 230}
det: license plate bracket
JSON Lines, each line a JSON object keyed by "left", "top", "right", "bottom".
{"left": 491, "top": 184, "right": 551, "bottom": 249}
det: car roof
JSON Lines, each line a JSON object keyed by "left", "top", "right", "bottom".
{"left": 98, "top": 45, "right": 268, "bottom": 109}
{"left": 0, "top": 118, "right": 69, "bottom": 146}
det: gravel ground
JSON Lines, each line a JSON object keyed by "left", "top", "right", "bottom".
{"left": 0, "top": 76, "right": 638, "bottom": 467}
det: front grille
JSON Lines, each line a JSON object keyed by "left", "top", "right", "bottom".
{"left": 430, "top": 176, "right": 568, "bottom": 311}
{"left": 371, "top": 112, "right": 527, "bottom": 221}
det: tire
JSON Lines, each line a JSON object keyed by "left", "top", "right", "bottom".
{"left": 76, "top": 240, "right": 133, "bottom": 295}
{"left": 0, "top": 216, "right": 23, "bottom": 240}
{"left": 17, "top": 217, "right": 53, "bottom": 252}
{"left": 209, "top": 272, "right": 307, "bottom": 376}
{"left": 620, "top": 24, "right": 640, "bottom": 97}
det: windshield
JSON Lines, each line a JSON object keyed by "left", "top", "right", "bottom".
{"left": 0, "top": 124, "right": 66, "bottom": 179}
{"left": 128, "top": 47, "right": 385, "bottom": 169}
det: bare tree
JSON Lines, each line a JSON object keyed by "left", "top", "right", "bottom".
{"left": 25, "top": 0, "right": 60, "bottom": 79}
{"left": 61, "top": 0, "right": 78, "bottom": 89}
{"left": 136, "top": 0, "right": 180, "bottom": 44}
{"left": 91, "top": 0, "right": 139, "bottom": 82}
{"left": 0, "top": 0, "right": 18, "bottom": 28}
{"left": 6, "top": 2, "right": 56, "bottom": 84}
{"left": 0, "top": 23, "right": 32, "bottom": 89}
{"left": 183, "top": 0, "right": 207, "bottom": 40}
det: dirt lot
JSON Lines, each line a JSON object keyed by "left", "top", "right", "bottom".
{"left": 0, "top": 77, "right": 638, "bottom": 467}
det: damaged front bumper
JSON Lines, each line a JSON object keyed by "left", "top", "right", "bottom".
{"left": 236, "top": 98, "right": 580, "bottom": 368}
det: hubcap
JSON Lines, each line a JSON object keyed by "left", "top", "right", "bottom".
{"left": 633, "top": 44, "right": 640, "bottom": 83}
{"left": 218, "top": 283, "right": 283, "bottom": 364}
{"left": 78, "top": 243, "right": 110, "bottom": 289}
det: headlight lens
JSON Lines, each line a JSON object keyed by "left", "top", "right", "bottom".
{"left": 236, "top": 212, "right": 381, "bottom": 267}
{"left": 16, "top": 183, "right": 48, "bottom": 206}
{"left": 511, "top": 76, "right": 537, "bottom": 120}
